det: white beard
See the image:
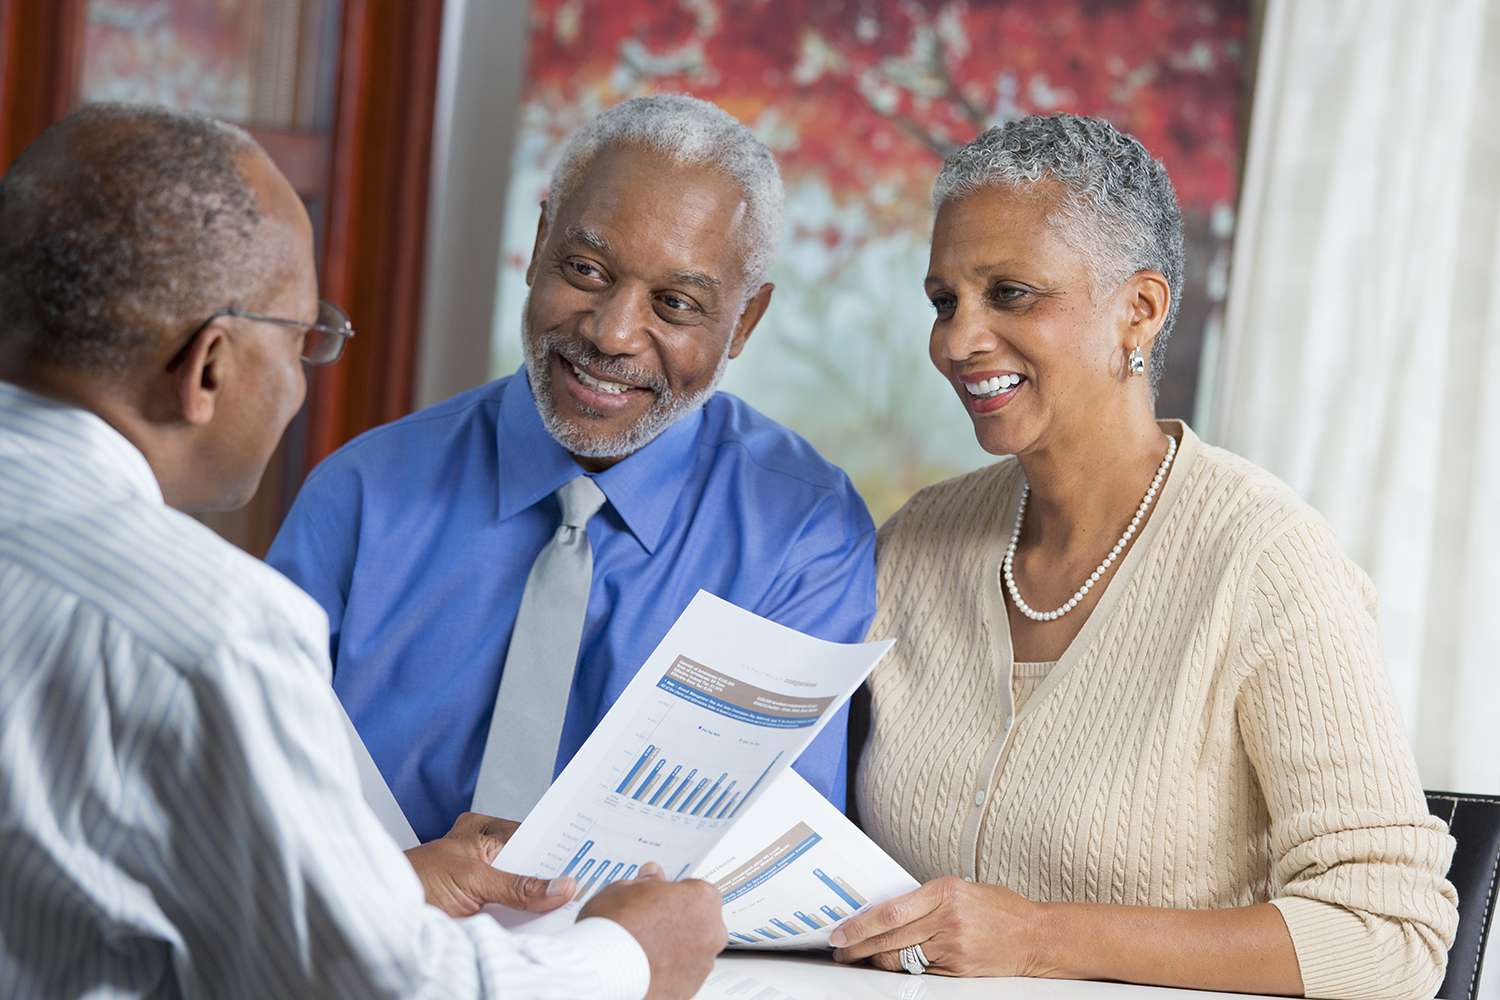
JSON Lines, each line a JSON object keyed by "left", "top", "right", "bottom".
{"left": 521, "top": 298, "right": 731, "bottom": 459}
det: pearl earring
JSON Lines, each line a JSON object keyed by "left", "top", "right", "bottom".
{"left": 1128, "top": 346, "right": 1146, "bottom": 377}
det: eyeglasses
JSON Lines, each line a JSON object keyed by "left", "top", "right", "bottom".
{"left": 185, "top": 299, "right": 356, "bottom": 366}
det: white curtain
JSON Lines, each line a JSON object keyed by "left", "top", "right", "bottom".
{"left": 1209, "top": 3, "right": 1500, "bottom": 989}
{"left": 1210, "top": 0, "right": 1500, "bottom": 794}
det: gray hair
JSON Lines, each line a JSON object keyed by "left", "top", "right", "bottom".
{"left": 0, "top": 102, "right": 270, "bottom": 373}
{"left": 933, "top": 114, "right": 1185, "bottom": 389}
{"left": 545, "top": 94, "right": 784, "bottom": 298}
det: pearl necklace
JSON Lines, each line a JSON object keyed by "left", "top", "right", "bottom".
{"left": 1003, "top": 435, "right": 1177, "bottom": 623}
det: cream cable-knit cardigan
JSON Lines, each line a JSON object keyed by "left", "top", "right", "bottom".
{"left": 855, "top": 422, "right": 1458, "bottom": 1000}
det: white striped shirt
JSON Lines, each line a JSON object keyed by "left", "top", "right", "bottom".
{"left": 0, "top": 381, "right": 650, "bottom": 1000}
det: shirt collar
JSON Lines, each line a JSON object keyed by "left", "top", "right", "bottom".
{"left": 0, "top": 380, "right": 163, "bottom": 504}
{"left": 495, "top": 368, "right": 703, "bottom": 554}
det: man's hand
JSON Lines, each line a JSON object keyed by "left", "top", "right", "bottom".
{"left": 404, "top": 811, "right": 574, "bottom": 917}
{"left": 580, "top": 866, "right": 726, "bottom": 1000}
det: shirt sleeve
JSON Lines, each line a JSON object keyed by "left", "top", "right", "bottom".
{"left": 135, "top": 614, "right": 651, "bottom": 1000}
{"left": 754, "top": 477, "right": 878, "bottom": 811}
{"left": 1234, "top": 518, "right": 1458, "bottom": 1000}
{"left": 264, "top": 460, "right": 358, "bottom": 666}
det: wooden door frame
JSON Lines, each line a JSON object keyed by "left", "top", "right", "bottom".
{"left": 0, "top": 0, "right": 444, "bottom": 476}
{"left": 0, "top": 0, "right": 85, "bottom": 168}
{"left": 308, "top": 0, "right": 444, "bottom": 469}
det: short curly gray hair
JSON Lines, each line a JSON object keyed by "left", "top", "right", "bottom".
{"left": 933, "top": 114, "right": 1185, "bottom": 389}
{"left": 545, "top": 94, "right": 784, "bottom": 299}
{"left": 0, "top": 102, "right": 270, "bottom": 373}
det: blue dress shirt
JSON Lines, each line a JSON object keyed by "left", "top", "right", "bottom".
{"left": 268, "top": 371, "right": 876, "bottom": 843}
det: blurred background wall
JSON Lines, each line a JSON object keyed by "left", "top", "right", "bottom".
{"left": 480, "top": 0, "right": 1249, "bottom": 524}
{"left": 3, "top": 0, "right": 1496, "bottom": 836}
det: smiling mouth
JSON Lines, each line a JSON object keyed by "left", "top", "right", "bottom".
{"left": 962, "top": 373, "right": 1026, "bottom": 398}
{"left": 559, "top": 354, "right": 641, "bottom": 396}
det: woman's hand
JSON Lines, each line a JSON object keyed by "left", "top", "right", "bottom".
{"left": 829, "top": 876, "right": 1050, "bottom": 977}
{"left": 831, "top": 881, "right": 1306, "bottom": 995}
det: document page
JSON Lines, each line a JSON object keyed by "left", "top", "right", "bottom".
{"left": 339, "top": 705, "right": 419, "bottom": 851}
{"left": 694, "top": 769, "right": 919, "bottom": 950}
{"left": 491, "top": 590, "right": 893, "bottom": 932}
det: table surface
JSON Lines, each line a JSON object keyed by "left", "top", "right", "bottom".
{"left": 698, "top": 952, "right": 1274, "bottom": 999}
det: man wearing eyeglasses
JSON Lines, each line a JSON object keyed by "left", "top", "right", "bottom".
{"left": 0, "top": 103, "right": 724, "bottom": 1000}
{"left": 267, "top": 95, "right": 877, "bottom": 849}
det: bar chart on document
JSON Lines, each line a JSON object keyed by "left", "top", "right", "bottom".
{"left": 693, "top": 770, "right": 920, "bottom": 950}
{"left": 613, "top": 736, "right": 775, "bottom": 823}
{"left": 554, "top": 848, "right": 641, "bottom": 905}
{"left": 542, "top": 652, "right": 831, "bottom": 900}
{"left": 491, "top": 592, "right": 893, "bottom": 931}
{"left": 717, "top": 823, "right": 874, "bottom": 945}
{"left": 608, "top": 652, "right": 815, "bottom": 820}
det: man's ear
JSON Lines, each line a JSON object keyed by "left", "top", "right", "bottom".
{"left": 524, "top": 201, "right": 549, "bottom": 287}
{"left": 728, "top": 283, "right": 774, "bottom": 359}
{"left": 171, "top": 321, "right": 230, "bottom": 427}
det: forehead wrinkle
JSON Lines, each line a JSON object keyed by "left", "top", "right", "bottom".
{"left": 925, "top": 256, "right": 1040, "bottom": 288}
{"left": 971, "top": 258, "right": 1055, "bottom": 286}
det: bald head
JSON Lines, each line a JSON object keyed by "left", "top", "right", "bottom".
{"left": 0, "top": 103, "right": 295, "bottom": 375}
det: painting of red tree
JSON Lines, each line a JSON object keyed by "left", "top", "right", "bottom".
{"left": 496, "top": 0, "right": 1248, "bottom": 520}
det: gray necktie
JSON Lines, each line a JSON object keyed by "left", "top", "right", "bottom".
{"left": 471, "top": 475, "right": 607, "bottom": 819}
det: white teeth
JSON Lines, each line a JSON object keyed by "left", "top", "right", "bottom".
{"left": 571, "top": 362, "right": 630, "bottom": 395}
{"left": 963, "top": 374, "right": 1025, "bottom": 397}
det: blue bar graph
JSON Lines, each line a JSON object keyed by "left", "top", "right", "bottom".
{"left": 677, "top": 777, "right": 710, "bottom": 813}
{"left": 599, "top": 862, "right": 626, "bottom": 891}
{"left": 814, "top": 868, "right": 868, "bottom": 910}
{"left": 703, "top": 780, "right": 737, "bottom": 819}
{"left": 690, "top": 773, "right": 728, "bottom": 816}
{"left": 576, "top": 859, "right": 610, "bottom": 899}
{"left": 730, "top": 866, "right": 873, "bottom": 944}
{"left": 561, "top": 840, "right": 595, "bottom": 877}
{"left": 662, "top": 768, "right": 697, "bottom": 809}
{"left": 612, "top": 742, "right": 781, "bottom": 821}
{"left": 615, "top": 745, "right": 656, "bottom": 795}
{"left": 632, "top": 758, "right": 666, "bottom": 800}
{"left": 794, "top": 910, "right": 825, "bottom": 930}
{"left": 737, "top": 905, "right": 849, "bottom": 944}
{"left": 564, "top": 848, "right": 650, "bottom": 903}
{"left": 647, "top": 765, "right": 681, "bottom": 806}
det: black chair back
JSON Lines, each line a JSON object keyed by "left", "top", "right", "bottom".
{"left": 1426, "top": 791, "right": 1500, "bottom": 1000}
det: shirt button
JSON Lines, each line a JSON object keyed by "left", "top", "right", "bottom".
{"left": 974, "top": 789, "right": 987, "bottom": 807}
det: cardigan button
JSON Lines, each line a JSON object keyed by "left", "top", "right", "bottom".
{"left": 974, "top": 789, "right": 987, "bottom": 807}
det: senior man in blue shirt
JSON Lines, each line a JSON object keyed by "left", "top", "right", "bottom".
{"left": 268, "top": 94, "right": 875, "bottom": 846}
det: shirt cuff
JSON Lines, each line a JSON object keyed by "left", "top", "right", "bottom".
{"left": 1270, "top": 896, "right": 1441, "bottom": 1000}
{"left": 553, "top": 917, "right": 652, "bottom": 1000}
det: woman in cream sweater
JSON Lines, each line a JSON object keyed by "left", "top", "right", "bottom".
{"left": 838, "top": 115, "right": 1458, "bottom": 1000}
